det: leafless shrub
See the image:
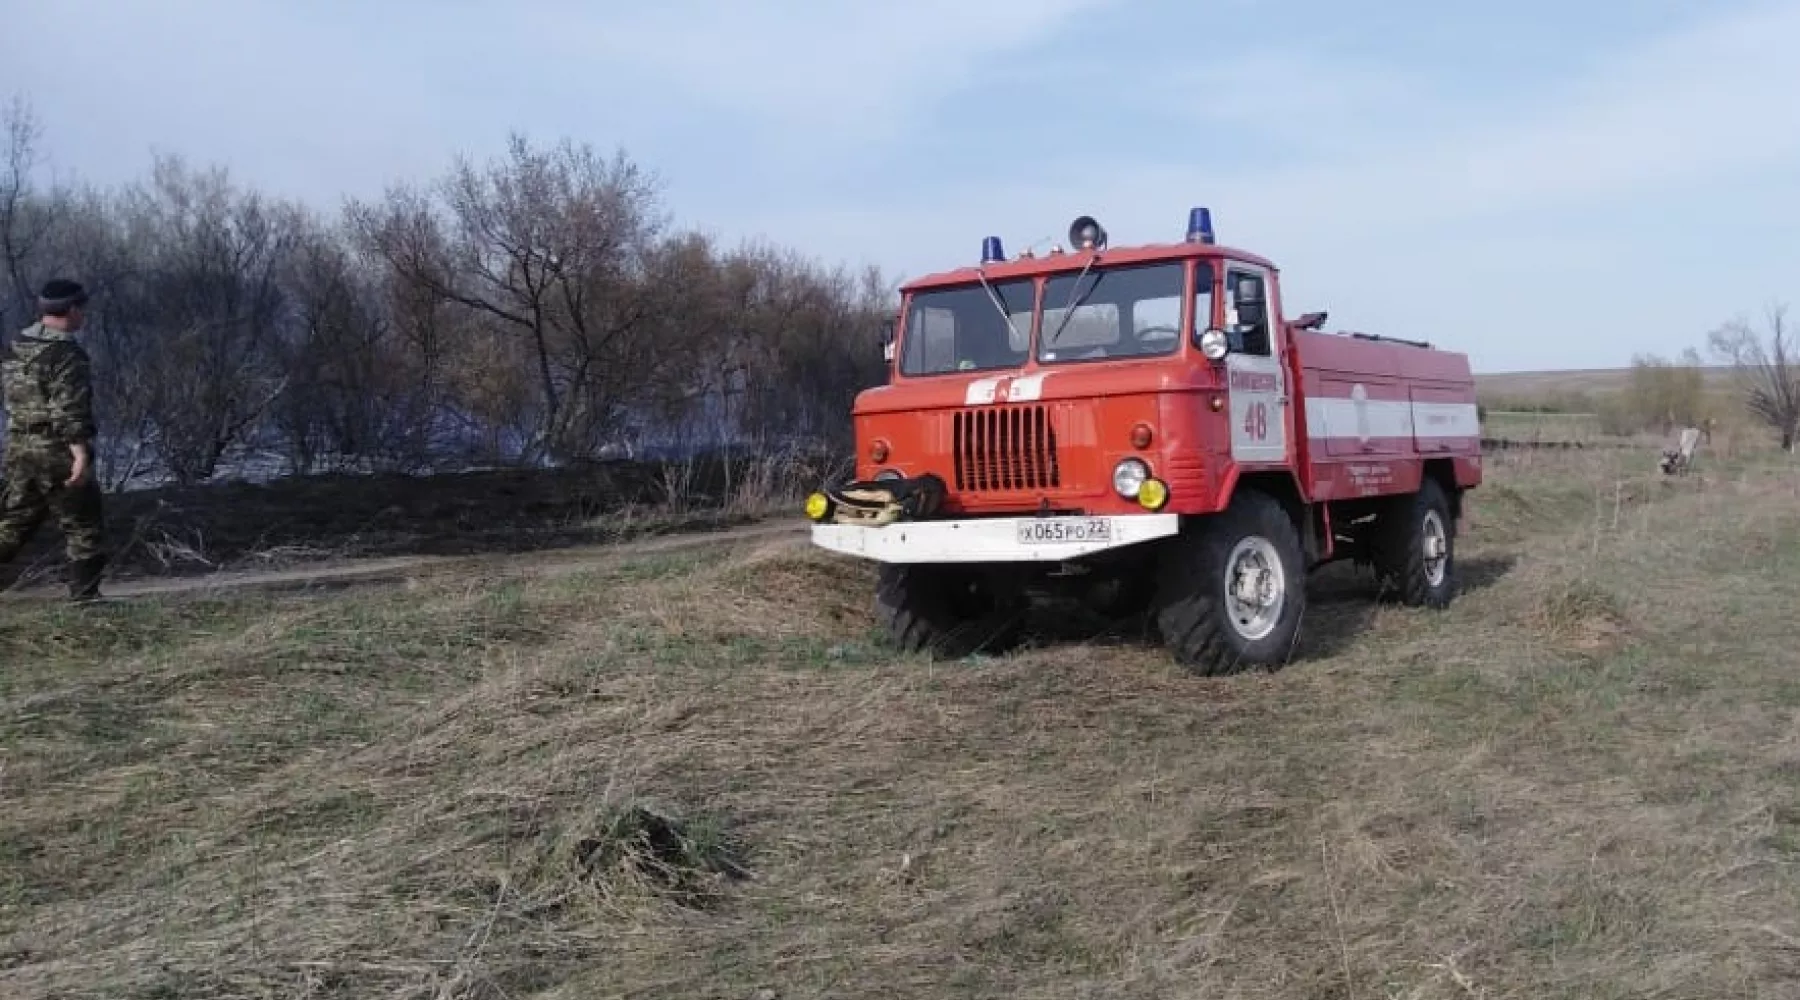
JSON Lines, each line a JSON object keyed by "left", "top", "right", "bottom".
{"left": 142, "top": 526, "right": 216, "bottom": 571}
{"left": 655, "top": 457, "right": 698, "bottom": 515}
{"left": 1622, "top": 349, "right": 1709, "bottom": 436}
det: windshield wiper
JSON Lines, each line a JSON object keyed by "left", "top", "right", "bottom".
{"left": 1044, "top": 253, "right": 1101, "bottom": 349}
{"left": 975, "top": 267, "right": 1024, "bottom": 349}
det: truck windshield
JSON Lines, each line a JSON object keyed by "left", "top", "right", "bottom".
{"left": 1038, "top": 260, "right": 1193, "bottom": 364}
{"left": 899, "top": 278, "right": 1034, "bottom": 376}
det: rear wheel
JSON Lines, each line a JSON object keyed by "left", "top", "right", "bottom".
{"left": 1151, "top": 490, "right": 1307, "bottom": 675}
{"left": 875, "top": 563, "right": 1025, "bottom": 658}
{"left": 1375, "top": 478, "right": 1457, "bottom": 608}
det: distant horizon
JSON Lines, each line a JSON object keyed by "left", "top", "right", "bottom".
{"left": 1475, "top": 363, "right": 1739, "bottom": 376}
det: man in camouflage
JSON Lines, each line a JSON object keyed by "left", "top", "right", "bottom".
{"left": 0, "top": 278, "right": 106, "bottom": 600}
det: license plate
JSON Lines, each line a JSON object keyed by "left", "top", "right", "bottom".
{"left": 1015, "top": 517, "right": 1112, "bottom": 545}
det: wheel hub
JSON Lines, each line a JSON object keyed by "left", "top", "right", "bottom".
{"left": 1422, "top": 510, "right": 1448, "bottom": 587}
{"left": 1224, "top": 535, "right": 1286, "bottom": 642}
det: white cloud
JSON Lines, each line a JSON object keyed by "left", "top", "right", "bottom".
{"left": 543, "top": 0, "right": 1121, "bottom": 140}
{"left": 1131, "top": 52, "right": 1448, "bottom": 158}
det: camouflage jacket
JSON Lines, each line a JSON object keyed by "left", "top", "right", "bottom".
{"left": 2, "top": 322, "right": 97, "bottom": 445}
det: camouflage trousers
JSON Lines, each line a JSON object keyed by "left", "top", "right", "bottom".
{"left": 0, "top": 439, "right": 106, "bottom": 569}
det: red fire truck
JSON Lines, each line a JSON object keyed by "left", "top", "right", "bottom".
{"left": 805, "top": 209, "right": 1482, "bottom": 675}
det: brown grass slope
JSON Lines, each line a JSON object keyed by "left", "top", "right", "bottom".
{"left": 3, "top": 451, "right": 1800, "bottom": 999}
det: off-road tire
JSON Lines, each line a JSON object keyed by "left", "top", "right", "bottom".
{"left": 1374, "top": 477, "right": 1456, "bottom": 608}
{"left": 875, "top": 563, "right": 1025, "bottom": 659}
{"left": 1151, "top": 489, "right": 1307, "bottom": 676}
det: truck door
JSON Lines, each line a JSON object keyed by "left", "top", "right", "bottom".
{"left": 1223, "top": 266, "right": 1289, "bottom": 465}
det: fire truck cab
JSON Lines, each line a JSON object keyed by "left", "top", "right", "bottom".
{"left": 806, "top": 209, "right": 1482, "bottom": 675}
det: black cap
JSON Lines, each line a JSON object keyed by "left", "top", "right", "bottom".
{"left": 38, "top": 278, "right": 89, "bottom": 315}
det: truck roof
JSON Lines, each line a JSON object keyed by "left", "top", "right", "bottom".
{"left": 898, "top": 241, "right": 1279, "bottom": 292}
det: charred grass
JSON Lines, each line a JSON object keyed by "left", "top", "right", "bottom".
{"left": 1, "top": 451, "right": 841, "bottom": 591}
{"left": 4, "top": 452, "right": 1800, "bottom": 998}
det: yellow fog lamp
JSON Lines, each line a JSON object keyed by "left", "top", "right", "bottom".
{"left": 804, "top": 492, "right": 832, "bottom": 522}
{"left": 1137, "top": 478, "right": 1170, "bottom": 511}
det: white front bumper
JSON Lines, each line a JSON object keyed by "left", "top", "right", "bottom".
{"left": 810, "top": 513, "right": 1181, "bottom": 564}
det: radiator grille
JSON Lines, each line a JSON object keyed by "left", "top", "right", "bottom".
{"left": 953, "top": 405, "right": 1060, "bottom": 492}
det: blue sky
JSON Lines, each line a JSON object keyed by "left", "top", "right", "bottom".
{"left": 4, "top": 0, "right": 1797, "bottom": 373}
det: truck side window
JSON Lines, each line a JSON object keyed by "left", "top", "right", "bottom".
{"left": 1226, "top": 270, "right": 1271, "bottom": 356}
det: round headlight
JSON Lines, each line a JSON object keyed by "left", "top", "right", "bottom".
{"left": 1199, "top": 328, "right": 1230, "bottom": 361}
{"left": 804, "top": 492, "right": 831, "bottom": 521}
{"left": 1112, "top": 458, "right": 1150, "bottom": 498}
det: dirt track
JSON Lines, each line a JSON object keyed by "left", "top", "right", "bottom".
{"left": 0, "top": 519, "right": 808, "bottom": 602}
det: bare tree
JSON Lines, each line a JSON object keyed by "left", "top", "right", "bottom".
{"left": 351, "top": 134, "right": 668, "bottom": 463}
{"left": 4, "top": 102, "right": 893, "bottom": 485}
{"left": 46, "top": 186, "right": 159, "bottom": 489}
{"left": 273, "top": 214, "right": 440, "bottom": 474}
{"left": 0, "top": 96, "right": 57, "bottom": 331}
{"left": 111, "top": 156, "right": 298, "bottom": 482}
{"left": 1709, "top": 302, "right": 1800, "bottom": 452}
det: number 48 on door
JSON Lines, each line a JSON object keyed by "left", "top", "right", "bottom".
{"left": 1242, "top": 401, "right": 1268, "bottom": 441}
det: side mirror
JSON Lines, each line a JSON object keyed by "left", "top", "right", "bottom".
{"left": 1232, "top": 275, "right": 1268, "bottom": 329}
{"left": 880, "top": 318, "right": 897, "bottom": 363}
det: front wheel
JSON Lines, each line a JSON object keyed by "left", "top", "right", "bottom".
{"left": 1151, "top": 490, "right": 1307, "bottom": 676}
{"left": 875, "top": 563, "right": 1025, "bottom": 659}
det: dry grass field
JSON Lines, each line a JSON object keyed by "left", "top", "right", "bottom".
{"left": 1477, "top": 365, "right": 1763, "bottom": 452}
{"left": 4, "top": 445, "right": 1800, "bottom": 999}
{"left": 1478, "top": 409, "right": 1610, "bottom": 445}
{"left": 1475, "top": 366, "right": 1740, "bottom": 398}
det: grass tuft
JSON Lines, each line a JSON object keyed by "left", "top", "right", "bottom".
{"left": 572, "top": 801, "right": 750, "bottom": 910}
{"left": 1531, "top": 576, "right": 1631, "bottom": 655}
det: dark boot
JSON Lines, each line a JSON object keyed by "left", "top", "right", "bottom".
{"left": 67, "top": 554, "right": 106, "bottom": 602}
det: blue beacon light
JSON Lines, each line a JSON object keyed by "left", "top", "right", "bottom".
{"left": 981, "top": 236, "right": 1006, "bottom": 264}
{"left": 1186, "top": 207, "right": 1215, "bottom": 245}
